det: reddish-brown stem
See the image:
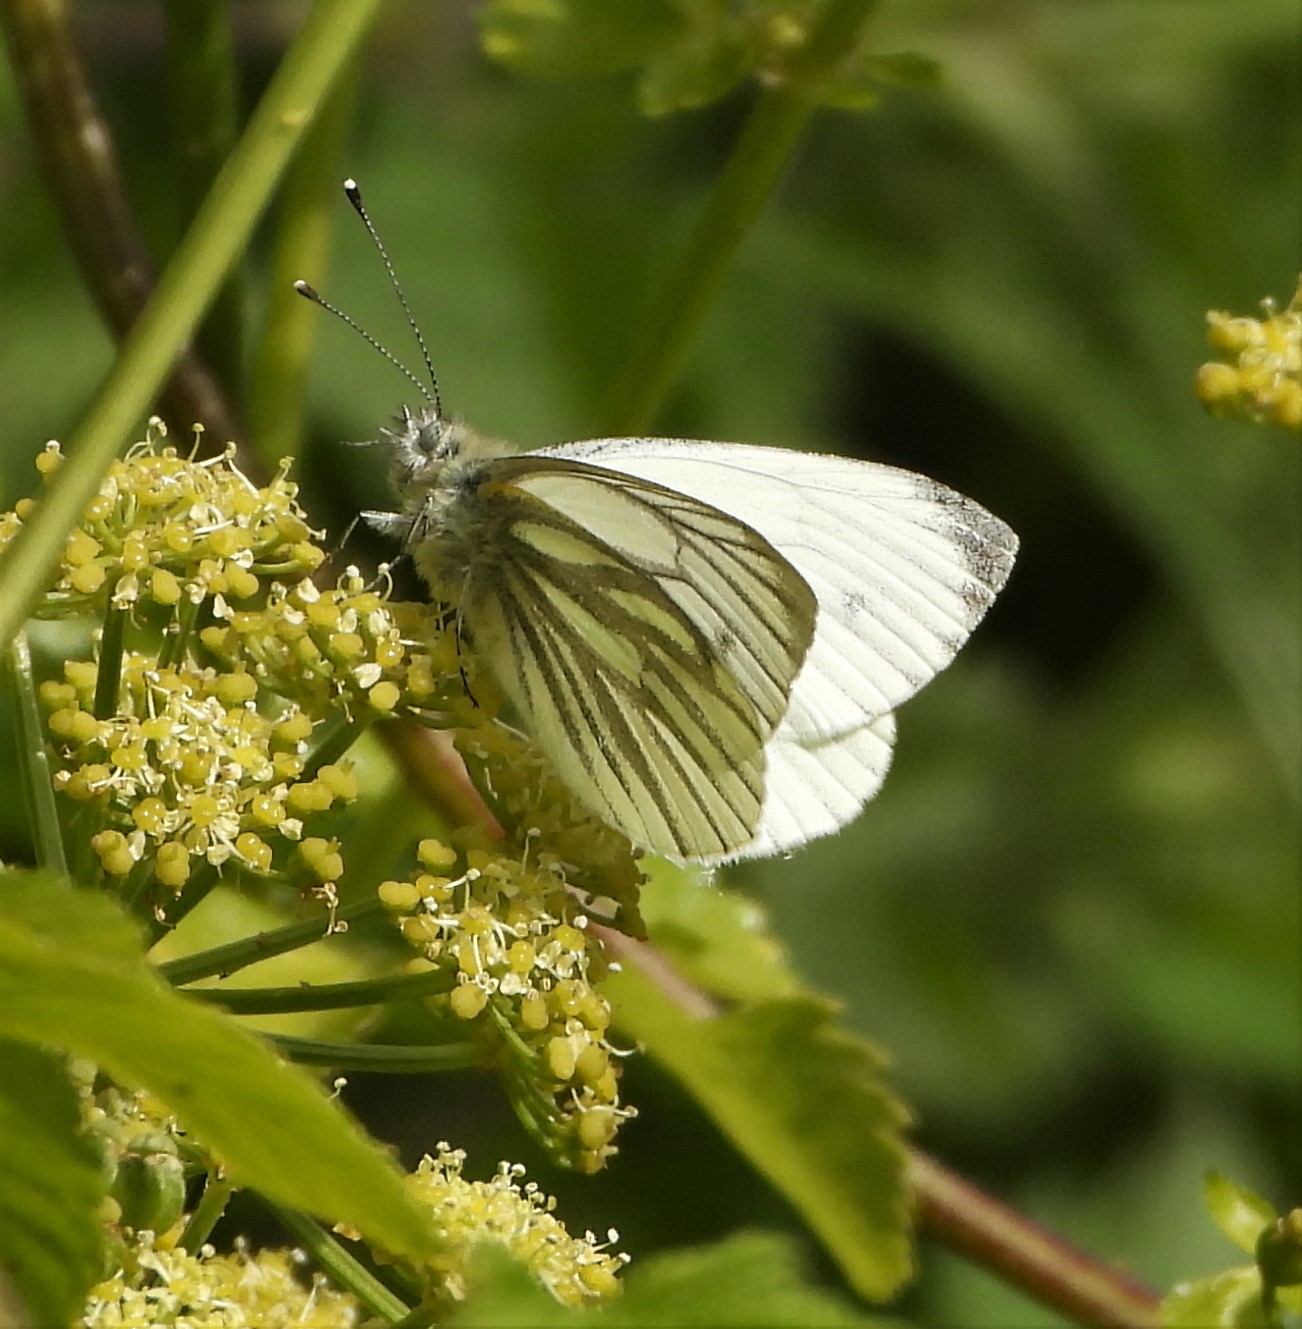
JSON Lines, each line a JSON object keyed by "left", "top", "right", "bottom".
{"left": 1, "top": 0, "right": 242, "bottom": 445}
{"left": 910, "top": 1150, "right": 1161, "bottom": 1327}
{"left": 600, "top": 930, "right": 1162, "bottom": 1328}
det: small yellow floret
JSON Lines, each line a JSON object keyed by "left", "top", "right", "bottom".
{"left": 131, "top": 798, "right": 170, "bottom": 836}
{"left": 155, "top": 842, "right": 191, "bottom": 888}
{"left": 450, "top": 982, "right": 489, "bottom": 1019}
{"left": 300, "top": 837, "right": 344, "bottom": 881}
{"left": 69, "top": 563, "right": 106, "bottom": 594}
{"left": 378, "top": 879, "right": 422, "bottom": 911}
{"left": 225, "top": 565, "right": 261, "bottom": 599}
{"left": 330, "top": 632, "right": 365, "bottom": 659}
{"left": 368, "top": 681, "right": 401, "bottom": 711}
{"left": 91, "top": 830, "right": 135, "bottom": 876}
{"left": 418, "top": 839, "right": 458, "bottom": 870}
{"left": 35, "top": 442, "right": 63, "bottom": 475}
{"left": 287, "top": 780, "right": 333, "bottom": 813}
{"left": 213, "top": 671, "right": 258, "bottom": 704}
{"left": 64, "top": 529, "right": 101, "bottom": 565}
{"left": 236, "top": 832, "right": 274, "bottom": 872}
{"left": 274, "top": 712, "right": 314, "bottom": 745}
{"left": 149, "top": 569, "right": 183, "bottom": 605}
{"left": 317, "top": 764, "right": 359, "bottom": 801}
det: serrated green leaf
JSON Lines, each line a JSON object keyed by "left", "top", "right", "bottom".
{"left": 1206, "top": 1171, "right": 1278, "bottom": 1254}
{"left": 608, "top": 961, "right": 912, "bottom": 1301}
{"left": 0, "top": 871, "right": 438, "bottom": 1263}
{"left": 638, "top": 865, "right": 802, "bottom": 1002}
{"left": 0, "top": 1042, "right": 105, "bottom": 1329}
{"left": 479, "top": 0, "right": 686, "bottom": 79}
{"left": 1161, "top": 1268, "right": 1271, "bottom": 1328}
{"left": 450, "top": 1232, "right": 891, "bottom": 1326}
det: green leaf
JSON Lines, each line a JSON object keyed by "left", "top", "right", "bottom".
{"left": 637, "top": 864, "right": 802, "bottom": 1003}
{"left": 0, "top": 1042, "right": 105, "bottom": 1329}
{"left": 0, "top": 871, "right": 438, "bottom": 1263}
{"left": 479, "top": 0, "right": 686, "bottom": 79}
{"left": 1161, "top": 1268, "right": 1271, "bottom": 1328}
{"left": 636, "top": 32, "right": 751, "bottom": 116}
{"left": 608, "top": 961, "right": 912, "bottom": 1301}
{"left": 1206, "top": 1171, "right": 1278, "bottom": 1254}
{"left": 858, "top": 50, "right": 942, "bottom": 89}
{"left": 451, "top": 1232, "right": 890, "bottom": 1326}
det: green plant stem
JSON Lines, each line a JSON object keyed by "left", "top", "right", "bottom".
{"left": 0, "top": 0, "right": 239, "bottom": 443}
{"left": 6, "top": 631, "right": 68, "bottom": 877}
{"left": 158, "top": 596, "right": 202, "bottom": 671}
{"left": 93, "top": 603, "right": 127, "bottom": 720}
{"left": 0, "top": 0, "right": 383, "bottom": 654}
{"left": 601, "top": 0, "right": 877, "bottom": 434}
{"left": 178, "top": 1172, "right": 234, "bottom": 1254}
{"left": 155, "top": 896, "right": 391, "bottom": 985}
{"left": 183, "top": 966, "right": 455, "bottom": 1014}
{"left": 270, "top": 1035, "right": 482, "bottom": 1074}
{"left": 163, "top": 0, "right": 242, "bottom": 398}
{"left": 258, "top": 1195, "right": 413, "bottom": 1324}
{"left": 247, "top": 57, "right": 362, "bottom": 470}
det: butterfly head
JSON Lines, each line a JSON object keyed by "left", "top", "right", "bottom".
{"left": 381, "top": 402, "right": 464, "bottom": 489}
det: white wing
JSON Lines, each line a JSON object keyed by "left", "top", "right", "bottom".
{"left": 456, "top": 455, "right": 818, "bottom": 861}
{"left": 536, "top": 438, "right": 1018, "bottom": 858}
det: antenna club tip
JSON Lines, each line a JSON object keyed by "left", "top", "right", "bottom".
{"left": 293, "top": 280, "right": 319, "bottom": 300}
{"left": 344, "top": 178, "right": 361, "bottom": 198}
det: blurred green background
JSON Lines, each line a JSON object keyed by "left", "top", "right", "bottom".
{"left": 1, "top": 1, "right": 1298, "bottom": 1323}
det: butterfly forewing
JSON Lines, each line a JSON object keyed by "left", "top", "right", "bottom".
{"left": 462, "top": 456, "right": 818, "bottom": 860}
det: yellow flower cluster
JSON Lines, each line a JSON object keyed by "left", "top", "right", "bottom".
{"left": 373, "top": 718, "right": 648, "bottom": 1172}
{"left": 198, "top": 573, "right": 472, "bottom": 724}
{"left": 79, "top": 1079, "right": 624, "bottom": 1322}
{"left": 381, "top": 834, "right": 635, "bottom": 1174}
{"left": 41, "top": 653, "right": 357, "bottom": 891}
{"left": 0, "top": 425, "right": 323, "bottom": 613}
{"left": 397, "top": 1144, "right": 628, "bottom": 1306}
{"left": 82, "top": 1238, "right": 361, "bottom": 1329}
{"left": 1197, "top": 278, "right": 1302, "bottom": 432}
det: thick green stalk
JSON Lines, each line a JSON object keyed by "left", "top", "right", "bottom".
{"left": 184, "top": 966, "right": 455, "bottom": 1015}
{"left": 0, "top": 0, "right": 383, "bottom": 653}
{"left": 601, "top": 0, "right": 877, "bottom": 433}
{"left": 7, "top": 631, "right": 68, "bottom": 877}
{"left": 247, "top": 59, "right": 362, "bottom": 469}
{"left": 163, "top": 0, "right": 243, "bottom": 400}
{"left": 155, "top": 896, "right": 390, "bottom": 984}
{"left": 270, "top": 1036, "right": 482, "bottom": 1074}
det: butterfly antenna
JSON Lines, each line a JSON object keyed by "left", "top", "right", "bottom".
{"left": 342, "top": 178, "right": 443, "bottom": 420}
{"left": 293, "top": 279, "right": 432, "bottom": 405}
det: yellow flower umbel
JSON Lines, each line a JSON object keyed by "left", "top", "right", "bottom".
{"left": 381, "top": 833, "right": 636, "bottom": 1173}
{"left": 1197, "top": 278, "right": 1302, "bottom": 433}
{"left": 394, "top": 1144, "right": 629, "bottom": 1306}
{"left": 82, "top": 1237, "right": 362, "bottom": 1329}
{"left": 79, "top": 1076, "right": 625, "bottom": 1323}
{"left": 14, "top": 428, "right": 395, "bottom": 908}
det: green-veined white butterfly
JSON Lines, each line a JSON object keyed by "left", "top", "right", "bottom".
{"left": 301, "top": 183, "right": 1019, "bottom": 864}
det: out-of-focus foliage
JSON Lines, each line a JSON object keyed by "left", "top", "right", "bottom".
{"left": 0, "top": 0, "right": 1297, "bottom": 1324}
{"left": 1160, "top": 1173, "right": 1302, "bottom": 1327}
